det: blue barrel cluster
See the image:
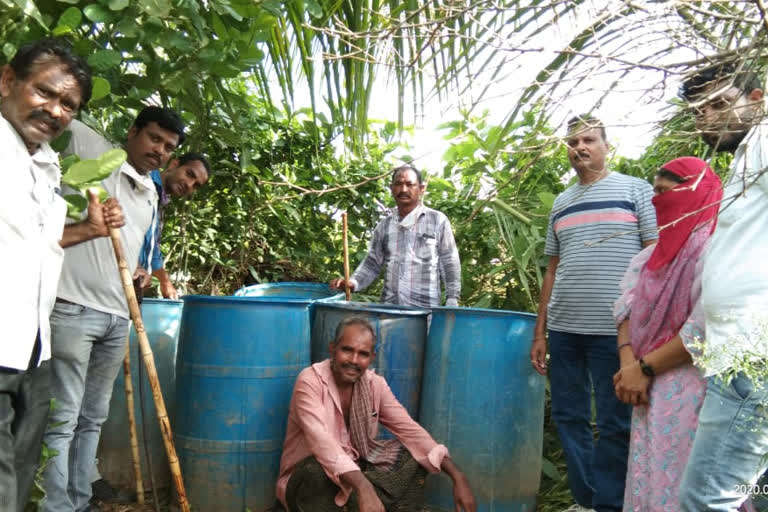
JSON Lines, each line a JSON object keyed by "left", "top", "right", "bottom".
{"left": 100, "top": 283, "right": 544, "bottom": 511}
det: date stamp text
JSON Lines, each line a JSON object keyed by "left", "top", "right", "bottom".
{"left": 735, "top": 484, "right": 768, "bottom": 495}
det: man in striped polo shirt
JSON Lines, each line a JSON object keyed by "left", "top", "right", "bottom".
{"left": 531, "top": 115, "right": 657, "bottom": 512}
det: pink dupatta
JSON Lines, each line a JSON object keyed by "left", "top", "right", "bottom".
{"left": 614, "top": 157, "right": 722, "bottom": 358}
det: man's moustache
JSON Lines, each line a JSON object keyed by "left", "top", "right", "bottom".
{"left": 29, "top": 110, "right": 61, "bottom": 132}
{"left": 342, "top": 363, "right": 361, "bottom": 372}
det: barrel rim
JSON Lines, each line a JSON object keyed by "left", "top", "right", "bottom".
{"left": 312, "top": 301, "right": 430, "bottom": 317}
{"left": 182, "top": 294, "right": 324, "bottom": 305}
{"left": 430, "top": 306, "right": 537, "bottom": 318}
{"left": 233, "top": 281, "right": 343, "bottom": 299}
{"left": 143, "top": 297, "right": 184, "bottom": 305}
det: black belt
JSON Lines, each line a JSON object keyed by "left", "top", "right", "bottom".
{"left": 55, "top": 297, "right": 78, "bottom": 306}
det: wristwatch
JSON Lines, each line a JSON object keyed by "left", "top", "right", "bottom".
{"left": 638, "top": 358, "right": 655, "bottom": 378}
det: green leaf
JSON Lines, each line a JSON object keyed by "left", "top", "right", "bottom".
{"left": 64, "top": 194, "right": 88, "bottom": 219}
{"left": 165, "top": 32, "right": 194, "bottom": 52}
{"left": 59, "top": 154, "right": 79, "bottom": 173}
{"left": 83, "top": 4, "right": 114, "bottom": 23}
{"left": 87, "top": 50, "right": 122, "bottom": 71}
{"left": 9, "top": 0, "right": 48, "bottom": 28}
{"left": 139, "top": 0, "right": 171, "bottom": 17}
{"left": 50, "top": 130, "right": 72, "bottom": 153}
{"left": 57, "top": 6, "right": 81, "bottom": 29}
{"left": 62, "top": 149, "right": 126, "bottom": 187}
{"left": 536, "top": 191, "right": 556, "bottom": 210}
{"left": 108, "top": 0, "right": 129, "bottom": 11}
{"left": 90, "top": 77, "right": 111, "bottom": 102}
{"left": 51, "top": 25, "right": 73, "bottom": 36}
{"left": 240, "top": 45, "right": 264, "bottom": 68}
{"left": 305, "top": 0, "right": 323, "bottom": 18}
{"left": 2, "top": 43, "right": 16, "bottom": 60}
{"left": 115, "top": 18, "right": 142, "bottom": 37}
{"left": 211, "top": 12, "right": 228, "bottom": 40}
{"left": 541, "top": 456, "right": 563, "bottom": 482}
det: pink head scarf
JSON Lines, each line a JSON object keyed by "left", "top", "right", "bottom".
{"left": 623, "top": 157, "right": 723, "bottom": 357}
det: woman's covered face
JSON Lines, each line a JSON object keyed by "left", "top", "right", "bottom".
{"left": 653, "top": 175, "right": 685, "bottom": 196}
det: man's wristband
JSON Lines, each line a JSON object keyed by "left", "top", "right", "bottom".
{"left": 617, "top": 342, "right": 632, "bottom": 352}
{"left": 532, "top": 336, "right": 546, "bottom": 342}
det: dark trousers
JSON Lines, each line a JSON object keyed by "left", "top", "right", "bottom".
{"left": 548, "top": 330, "right": 631, "bottom": 512}
{"left": 285, "top": 449, "right": 428, "bottom": 512}
{"left": 0, "top": 353, "right": 52, "bottom": 512}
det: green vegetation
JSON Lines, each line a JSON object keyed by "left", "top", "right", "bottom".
{"left": 3, "top": 1, "right": 760, "bottom": 509}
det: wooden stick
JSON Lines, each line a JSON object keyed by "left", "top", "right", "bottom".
{"left": 342, "top": 212, "right": 351, "bottom": 301}
{"left": 122, "top": 331, "right": 144, "bottom": 504}
{"left": 108, "top": 227, "right": 190, "bottom": 512}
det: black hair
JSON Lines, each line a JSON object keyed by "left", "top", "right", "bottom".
{"left": 133, "top": 106, "right": 186, "bottom": 146}
{"left": 567, "top": 114, "right": 607, "bottom": 142}
{"left": 391, "top": 164, "right": 423, "bottom": 185}
{"left": 332, "top": 316, "right": 376, "bottom": 350}
{"left": 177, "top": 152, "right": 211, "bottom": 176}
{"left": 657, "top": 169, "right": 687, "bottom": 184}
{"left": 680, "top": 63, "right": 763, "bottom": 101}
{"left": 9, "top": 38, "right": 92, "bottom": 106}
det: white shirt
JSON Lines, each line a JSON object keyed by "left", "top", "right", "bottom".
{"left": 0, "top": 113, "right": 67, "bottom": 370}
{"left": 699, "top": 122, "right": 768, "bottom": 375}
{"left": 55, "top": 120, "right": 157, "bottom": 318}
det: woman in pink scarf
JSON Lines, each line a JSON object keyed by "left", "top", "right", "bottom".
{"left": 612, "top": 156, "right": 724, "bottom": 511}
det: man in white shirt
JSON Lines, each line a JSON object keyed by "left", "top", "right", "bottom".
{"left": 676, "top": 63, "right": 768, "bottom": 511}
{"left": 0, "top": 39, "right": 124, "bottom": 512}
{"left": 41, "top": 106, "right": 185, "bottom": 512}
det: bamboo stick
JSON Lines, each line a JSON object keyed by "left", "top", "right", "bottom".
{"left": 342, "top": 212, "right": 351, "bottom": 301}
{"left": 108, "top": 227, "right": 190, "bottom": 512}
{"left": 122, "top": 331, "right": 144, "bottom": 504}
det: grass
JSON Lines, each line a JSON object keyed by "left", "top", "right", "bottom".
{"left": 536, "top": 387, "right": 575, "bottom": 512}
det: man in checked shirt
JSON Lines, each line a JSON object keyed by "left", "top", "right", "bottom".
{"left": 331, "top": 165, "right": 461, "bottom": 307}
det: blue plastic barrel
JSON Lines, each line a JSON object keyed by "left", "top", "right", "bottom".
{"left": 235, "top": 282, "right": 344, "bottom": 330}
{"left": 310, "top": 302, "right": 429, "bottom": 423}
{"left": 97, "top": 298, "right": 183, "bottom": 490}
{"left": 174, "top": 294, "right": 315, "bottom": 512}
{"left": 418, "top": 307, "right": 543, "bottom": 512}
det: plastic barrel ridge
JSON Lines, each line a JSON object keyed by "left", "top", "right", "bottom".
{"left": 310, "top": 302, "right": 429, "bottom": 423}
{"left": 97, "top": 298, "right": 183, "bottom": 490}
{"left": 175, "top": 293, "right": 317, "bottom": 512}
{"left": 418, "top": 307, "right": 544, "bottom": 512}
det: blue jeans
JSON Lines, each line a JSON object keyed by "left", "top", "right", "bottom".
{"left": 679, "top": 372, "right": 768, "bottom": 511}
{"left": 548, "top": 330, "right": 631, "bottom": 512}
{"left": 42, "top": 301, "right": 129, "bottom": 512}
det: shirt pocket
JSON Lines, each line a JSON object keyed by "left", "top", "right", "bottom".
{"left": 412, "top": 232, "right": 438, "bottom": 262}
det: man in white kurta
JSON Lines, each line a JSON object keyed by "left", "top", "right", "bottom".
{"left": 1, "top": 38, "right": 123, "bottom": 512}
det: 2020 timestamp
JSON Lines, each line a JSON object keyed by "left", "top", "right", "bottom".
{"left": 735, "top": 484, "right": 768, "bottom": 495}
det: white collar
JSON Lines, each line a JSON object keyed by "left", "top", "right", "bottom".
{"left": 396, "top": 204, "right": 424, "bottom": 228}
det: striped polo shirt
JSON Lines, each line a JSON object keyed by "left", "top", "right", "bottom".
{"left": 544, "top": 172, "right": 657, "bottom": 335}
